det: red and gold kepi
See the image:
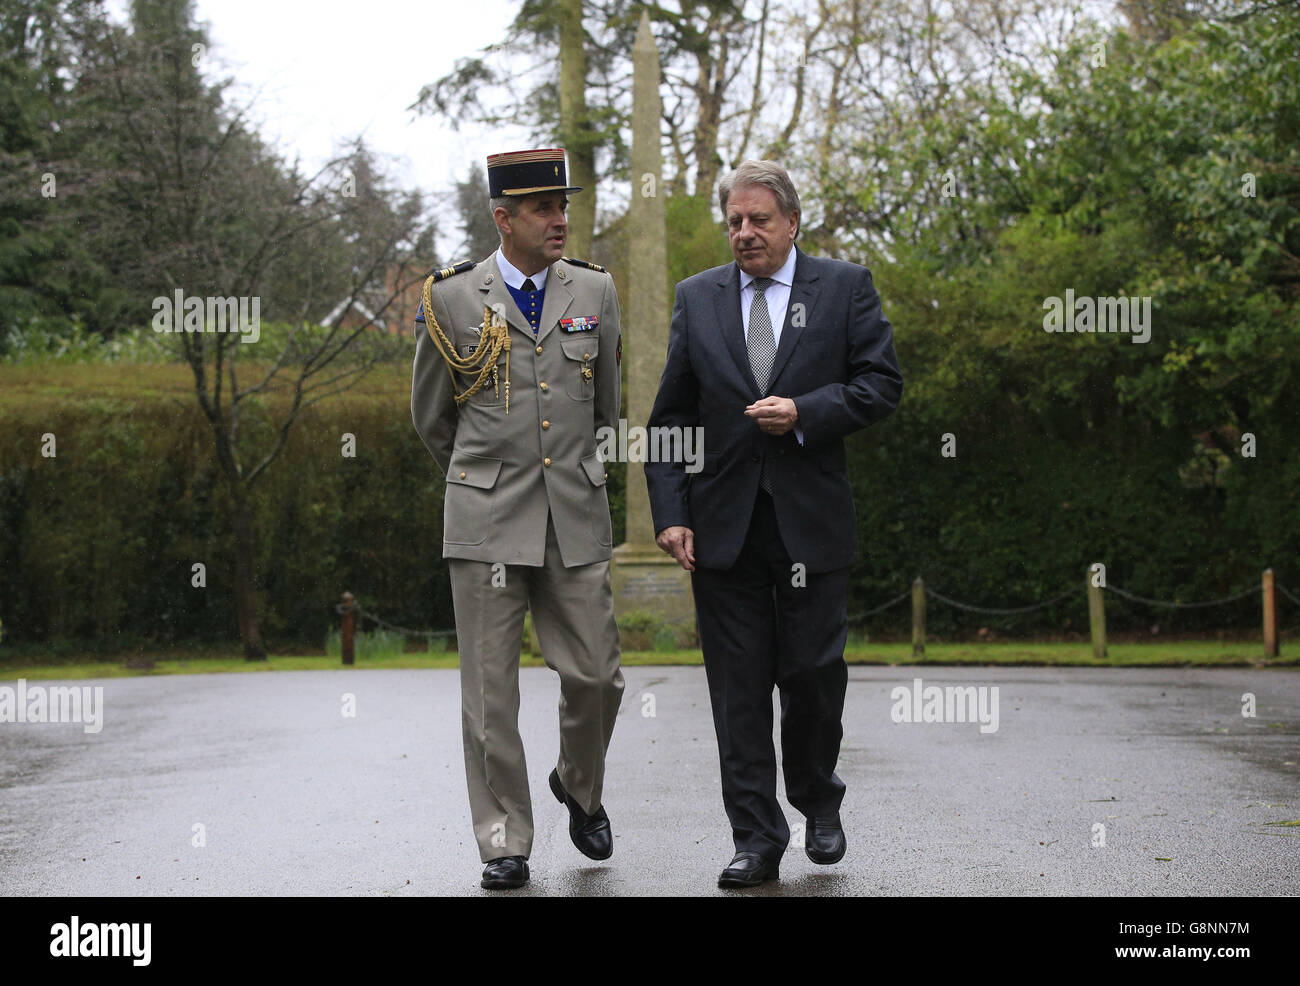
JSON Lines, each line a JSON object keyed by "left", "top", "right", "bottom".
{"left": 486, "top": 148, "right": 582, "bottom": 197}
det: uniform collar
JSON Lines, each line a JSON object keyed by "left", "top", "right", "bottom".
{"left": 496, "top": 250, "right": 549, "bottom": 292}
{"left": 480, "top": 250, "right": 573, "bottom": 344}
{"left": 739, "top": 244, "right": 797, "bottom": 290}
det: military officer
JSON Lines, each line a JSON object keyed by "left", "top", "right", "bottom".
{"left": 410, "top": 148, "right": 624, "bottom": 890}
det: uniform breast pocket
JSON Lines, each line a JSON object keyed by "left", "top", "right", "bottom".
{"left": 458, "top": 341, "right": 505, "bottom": 407}
{"left": 560, "top": 335, "right": 597, "bottom": 401}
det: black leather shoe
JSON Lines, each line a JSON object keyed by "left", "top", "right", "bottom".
{"left": 805, "top": 814, "right": 846, "bottom": 864}
{"left": 549, "top": 768, "right": 613, "bottom": 860}
{"left": 717, "top": 851, "right": 780, "bottom": 888}
{"left": 481, "top": 855, "right": 529, "bottom": 889}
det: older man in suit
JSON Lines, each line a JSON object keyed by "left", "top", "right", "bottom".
{"left": 645, "top": 160, "right": 903, "bottom": 888}
{"left": 411, "top": 148, "right": 624, "bottom": 891}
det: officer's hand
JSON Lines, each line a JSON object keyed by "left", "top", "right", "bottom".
{"left": 656, "top": 526, "right": 695, "bottom": 572}
{"left": 745, "top": 396, "right": 798, "bottom": 435}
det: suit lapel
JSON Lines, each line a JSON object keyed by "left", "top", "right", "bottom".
{"left": 714, "top": 263, "right": 761, "bottom": 398}
{"left": 535, "top": 261, "right": 575, "bottom": 345}
{"left": 476, "top": 250, "right": 533, "bottom": 340}
{"left": 767, "top": 247, "right": 820, "bottom": 392}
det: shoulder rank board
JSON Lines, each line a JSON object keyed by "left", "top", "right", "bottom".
{"left": 561, "top": 256, "right": 607, "bottom": 273}
{"left": 415, "top": 260, "right": 475, "bottom": 322}
{"left": 431, "top": 260, "right": 476, "bottom": 282}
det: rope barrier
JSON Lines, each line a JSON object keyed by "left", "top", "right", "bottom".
{"left": 924, "top": 585, "right": 1079, "bottom": 615}
{"left": 336, "top": 576, "right": 1292, "bottom": 638}
{"left": 1104, "top": 583, "right": 1258, "bottom": 609}
{"left": 360, "top": 609, "right": 457, "bottom": 638}
{"left": 847, "top": 588, "right": 912, "bottom": 622}
{"left": 334, "top": 599, "right": 456, "bottom": 638}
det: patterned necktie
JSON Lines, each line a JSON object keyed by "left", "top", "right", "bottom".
{"left": 747, "top": 277, "right": 776, "bottom": 393}
{"left": 521, "top": 279, "right": 537, "bottom": 292}
{"left": 746, "top": 276, "right": 777, "bottom": 494}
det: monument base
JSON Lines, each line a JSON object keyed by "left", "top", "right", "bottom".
{"left": 611, "top": 541, "right": 697, "bottom": 648}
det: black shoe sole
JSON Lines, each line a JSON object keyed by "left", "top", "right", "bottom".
{"left": 805, "top": 843, "right": 846, "bottom": 865}
{"left": 550, "top": 770, "right": 613, "bottom": 861}
{"left": 717, "top": 867, "right": 780, "bottom": 888}
{"left": 481, "top": 868, "right": 529, "bottom": 890}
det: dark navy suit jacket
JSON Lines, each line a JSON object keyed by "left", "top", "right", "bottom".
{"left": 644, "top": 245, "right": 903, "bottom": 573}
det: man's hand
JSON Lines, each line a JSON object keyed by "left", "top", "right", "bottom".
{"left": 656, "top": 525, "right": 696, "bottom": 572}
{"left": 745, "top": 396, "right": 799, "bottom": 435}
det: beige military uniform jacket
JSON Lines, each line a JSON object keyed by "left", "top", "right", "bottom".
{"left": 411, "top": 249, "right": 621, "bottom": 567}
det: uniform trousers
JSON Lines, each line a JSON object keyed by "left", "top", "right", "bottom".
{"left": 448, "top": 511, "right": 624, "bottom": 861}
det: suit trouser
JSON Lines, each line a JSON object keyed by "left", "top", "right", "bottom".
{"left": 448, "top": 512, "right": 624, "bottom": 862}
{"left": 691, "top": 488, "right": 850, "bottom": 858}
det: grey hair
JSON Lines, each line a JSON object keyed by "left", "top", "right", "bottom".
{"left": 489, "top": 195, "right": 522, "bottom": 218}
{"left": 718, "top": 160, "right": 801, "bottom": 238}
{"left": 489, "top": 195, "right": 521, "bottom": 243}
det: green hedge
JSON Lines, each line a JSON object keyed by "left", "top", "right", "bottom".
{"left": 0, "top": 373, "right": 453, "bottom": 650}
{"left": 1, "top": 362, "right": 1295, "bottom": 651}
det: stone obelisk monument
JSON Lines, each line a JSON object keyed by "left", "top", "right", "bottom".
{"left": 611, "top": 10, "right": 696, "bottom": 644}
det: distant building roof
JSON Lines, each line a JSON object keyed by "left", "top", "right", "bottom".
{"left": 322, "top": 298, "right": 386, "bottom": 331}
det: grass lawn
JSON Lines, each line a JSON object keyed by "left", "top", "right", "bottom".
{"left": 1, "top": 640, "right": 1295, "bottom": 680}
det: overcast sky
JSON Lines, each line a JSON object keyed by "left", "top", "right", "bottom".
{"left": 189, "top": 0, "right": 534, "bottom": 257}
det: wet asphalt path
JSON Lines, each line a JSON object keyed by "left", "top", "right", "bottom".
{"left": 0, "top": 665, "right": 1296, "bottom": 896}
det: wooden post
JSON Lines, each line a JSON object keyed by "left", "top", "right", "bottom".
{"left": 911, "top": 576, "right": 926, "bottom": 657}
{"left": 341, "top": 591, "right": 355, "bottom": 666}
{"left": 1088, "top": 566, "right": 1106, "bottom": 660}
{"left": 1263, "top": 568, "right": 1278, "bottom": 658}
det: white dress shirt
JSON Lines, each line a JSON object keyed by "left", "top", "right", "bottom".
{"left": 740, "top": 246, "right": 803, "bottom": 444}
{"left": 496, "top": 251, "right": 549, "bottom": 292}
{"left": 740, "top": 245, "right": 797, "bottom": 345}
